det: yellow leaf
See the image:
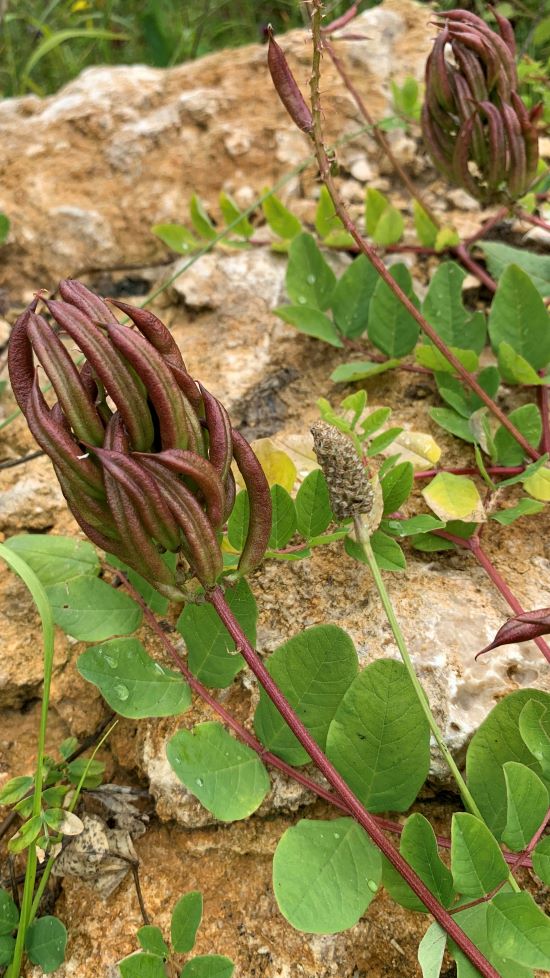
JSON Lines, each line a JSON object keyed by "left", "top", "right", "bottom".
{"left": 71, "top": 0, "right": 90, "bottom": 10}
{"left": 233, "top": 438, "right": 297, "bottom": 491}
{"left": 422, "top": 472, "right": 486, "bottom": 523}
{"left": 389, "top": 430, "right": 442, "bottom": 469}
{"left": 523, "top": 467, "right": 550, "bottom": 502}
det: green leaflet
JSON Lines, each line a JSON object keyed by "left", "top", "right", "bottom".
{"left": 77, "top": 638, "right": 191, "bottom": 719}
{"left": 166, "top": 721, "right": 270, "bottom": 821}
{"left": 422, "top": 262, "right": 486, "bottom": 353}
{"left": 487, "top": 892, "right": 550, "bottom": 970}
{"left": 492, "top": 404, "right": 542, "bottom": 466}
{"left": 253, "top": 625, "right": 359, "bottom": 766}
{"left": 119, "top": 952, "right": 167, "bottom": 978}
{"left": 180, "top": 955, "right": 234, "bottom": 978}
{"left": 488, "top": 264, "right": 550, "bottom": 370}
{"left": 418, "top": 923, "right": 446, "bottom": 978}
{"left": 268, "top": 484, "right": 297, "bottom": 549}
{"left": 367, "top": 263, "right": 420, "bottom": 358}
{"left": 46, "top": 576, "right": 141, "bottom": 641}
{"left": 285, "top": 233, "right": 336, "bottom": 310}
{"left": 171, "top": 892, "right": 203, "bottom": 953}
{"left": 274, "top": 305, "right": 343, "bottom": 347}
{"left": 0, "top": 890, "right": 19, "bottom": 936}
{"left": 177, "top": 579, "right": 256, "bottom": 688}
{"left": 382, "top": 813, "right": 454, "bottom": 912}
{"left": 502, "top": 762, "right": 549, "bottom": 852}
{"left": 450, "top": 903, "right": 532, "bottom": 978}
{"left": 450, "top": 813, "right": 508, "bottom": 898}
{"left": 466, "top": 689, "right": 550, "bottom": 837}
{"left": 4, "top": 534, "right": 99, "bottom": 587}
{"left": 330, "top": 254, "right": 378, "bottom": 339}
{"left": 294, "top": 470, "right": 333, "bottom": 538}
{"left": 272, "top": 818, "right": 381, "bottom": 933}
{"left": 24, "top": 917, "right": 67, "bottom": 974}
{"left": 380, "top": 460, "right": 413, "bottom": 515}
{"left": 136, "top": 926, "right": 169, "bottom": 958}
{"left": 479, "top": 241, "right": 550, "bottom": 298}
{"left": 532, "top": 835, "right": 550, "bottom": 885}
{"left": 326, "top": 659, "right": 430, "bottom": 812}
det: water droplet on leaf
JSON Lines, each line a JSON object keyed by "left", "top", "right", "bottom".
{"left": 195, "top": 777, "right": 204, "bottom": 787}
{"left": 114, "top": 683, "right": 129, "bottom": 701}
{"left": 306, "top": 274, "right": 316, "bottom": 285}
{"left": 367, "top": 879, "right": 378, "bottom": 892}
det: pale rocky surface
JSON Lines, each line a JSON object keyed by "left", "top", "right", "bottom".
{"left": 0, "top": 1, "right": 549, "bottom": 976}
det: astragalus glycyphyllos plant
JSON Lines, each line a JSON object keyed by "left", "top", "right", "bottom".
{"left": 8, "top": 281, "right": 272, "bottom": 596}
{"left": 5, "top": 282, "right": 550, "bottom": 978}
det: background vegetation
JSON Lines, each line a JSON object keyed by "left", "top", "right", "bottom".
{"left": 1, "top": 0, "right": 548, "bottom": 108}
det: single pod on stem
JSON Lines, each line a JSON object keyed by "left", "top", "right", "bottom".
{"left": 8, "top": 281, "right": 271, "bottom": 598}
{"left": 267, "top": 25, "right": 314, "bottom": 135}
{"left": 421, "top": 9, "right": 539, "bottom": 203}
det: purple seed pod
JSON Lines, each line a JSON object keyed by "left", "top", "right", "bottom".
{"left": 422, "top": 9, "right": 539, "bottom": 203}
{"left": 267, "top": 26, "right": 314, "bottom": 135}
{"left": 8, "top": 283, "right": 272, "bottom": 595}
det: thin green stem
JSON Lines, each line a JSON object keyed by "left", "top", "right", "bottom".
{"left": 0, "top": 544, "right": 55, "bottom": 978}
{"left": 27, "top": 720, "right": 117, "bottom": 925}
{"left": 352, "top": 517, "right": 521, "bottom": 895}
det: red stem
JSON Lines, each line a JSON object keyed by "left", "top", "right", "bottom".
{"left": 207, "top": 585, "right": 502, "bottom": 978}
{"left": 538, "top": 372, "right": 550, "bottom": 455}
{"left": 452, "top": 243, "right": 497, "bottom": 293}
{"left": 434, "top": 533, "right": 550, "bottom": 664}
{"left": 414, "top": 465, "right": 525, "bottom": 480}
{"left": 516, "top": 208, "right": 550, "bottom": 233}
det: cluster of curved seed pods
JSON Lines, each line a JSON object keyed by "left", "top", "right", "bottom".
{"left": 422, "top": 8, "right": 539, "bottom": 203}
{"left": 8, "top": 281, "right": 272, "bottom": 597}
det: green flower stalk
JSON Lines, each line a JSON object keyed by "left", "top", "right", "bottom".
{"left": 422, "top": 8, "right": 539, "bottom": 203}
{"left": 8, "top": 281, "right": 271, "bottom": 596}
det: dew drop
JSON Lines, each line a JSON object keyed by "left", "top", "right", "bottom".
{"left": 298, "top": 295, "right": 307, "bottom": 304}
{"left": 114, "top": 683, "right": 129, "bottom": 701}
{"left": 196, "top": 777, "right": 204, "bottom": 787}
{"left": 333, "top": 832, "right": 340, "bottom": 839}
{"left": 367, "top": 879, "right": 378, "bottom": 893}
{"left": 306, "top": 274, "right": 316, "bottom": 285}
{"left": 104, "top": 655, "right": 117, "bottom": 669}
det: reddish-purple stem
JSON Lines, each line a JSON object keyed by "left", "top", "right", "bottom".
{"left": 207, "top": 585, "right": 502, "bottom": 978}
{"left": 538, "top": 372, "right": 550, "bottom": 455}
{"left": 414, "top": 465, "right": 525, "bottom": 480}
{"left": 434, "top": 531, "right": 550, "bottom": 664}
{"left": 516, "top": 208, "right": 550, "bottom": 233}
{"left": 453, "top": 243, "right": 497, "bottom": 293}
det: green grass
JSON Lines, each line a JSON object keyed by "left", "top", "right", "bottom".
{"left": 0, "top": 0, "right": 357, "bottom": 97}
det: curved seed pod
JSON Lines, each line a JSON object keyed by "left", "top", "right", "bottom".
{"left": 267, "top": 27, "right": 313, "bottom": 135}
{"left": 452, "top": 74, "right": 486, "bottom": 166}
{"left": 501, "top": 100, "right": 526, "bottom": 198}
{"left": 103, "top": 411, "right": 130, "bottom": 453}
{"left": 26, "top": 376, "right": 105, "bottom": 499}
{"left": 422, "top": 103, "right": 455, "bottom": 180}
{"left": 489, "top": 5, "right": 516, "bottom": 56}
{"left": 101, "top": 458, "right": 178, "bottom": 587}
{"left": 43, "top": 299, "right": 154, "bottom": 452}
{"left": 27, "top": 314, "right": 104, "bottom": 446}
{"left": 223, "top": 469, "right": 236, "bottom": 523}
{"left": 146, "top": 463, "right": 223, "bottom": 585}
{"left": 61, "top": 503, "right": 131, "bottom": 565}
{"left": 478, "top": 101, "right": 507, "bottom": 190}
{"left": 106, "top": 321, "right": 193, "bottom": 451}
{"left": 511, "top": 90, "right": 539, "bottom": 186}
{"left": 170, "top": 364, "right": 203, "bottom": 412}
{"left": 453, "top": 115, "right": 484, "bottom": 200}
{"left": 453, "top": 45, "right": 488, "bottom": 103}
{"left": 93, "top": 448, "right": 182, "bottom": 550}
{"left": 107, "top": 300, "right": 186, "bottom": 372}
{"left": 59, "top": 279, "right": 118, "bottom": 324}
{"left": 138, "top": 449, "right": 225, "bottom": 529}
{"left": 54, "top": 463, "right": 120, "bottom": 541}
{"left": 80, "top": 363, "right": 113, "bottom": 425}
{"left": 231, "top": 429, "right": 272, "bottom": 576}
{"left": 199, "top": 384, "right": 233, "bottom": 482}
{"left": 7, "top": 298, "right": 38, "bottom": 411}
{"left": 426, "top": 28, "right": 454, "bottom": 111}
